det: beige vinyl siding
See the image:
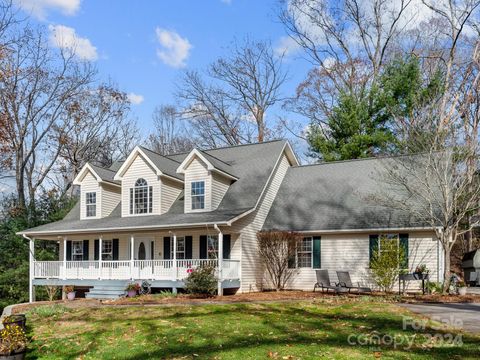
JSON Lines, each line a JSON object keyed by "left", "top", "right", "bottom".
{"left": 121, "top": 154, "right": 161, "bottom": 217}
{"left": 229, "top": 152, "right": 292, "bottom": 292}
{"left": 101, "top": 183, "right": 121, "bottom": 217}
{"left": 80, "top": 171, "right": 101, "bottom": 220}
{"left": 283, "top": 231, "right": 441, "bottom": 291}
{"left": 211, "top": 173, "right": 231, "bottom": 210}
{"left": 184, "top": 157, "right": 211, "bottom": 213}
{"left": 161, "top": 178, "right": 183, "bottom": 214}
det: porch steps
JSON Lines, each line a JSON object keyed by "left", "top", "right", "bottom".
{"left": 85, "top": 284, "right": 127, "bottom": 299}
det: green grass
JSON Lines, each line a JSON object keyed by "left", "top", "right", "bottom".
{"left": 25, "top": 299, "right": 480, "bottom": 359}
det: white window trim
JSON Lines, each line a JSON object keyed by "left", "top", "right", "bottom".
{"left": 85, "top": 192, "right": 96, "bottom": 218}
{"left": 170, "top": 236, "right": 186, "bottom": 259}
{"left": 207, "top": 235, "right": 218, "bottom": 260}
{"left": 191, "top": 181, "right": 205, "bottom": 211}
{"left": 72, "top": 240, "right": 83, "bottom": 261}
{"left": 377, "top": 234, "right": 400, "bottom": 254}
{"left": 130, "top": 178, "right": 153, "bottom": 215}
{"left": 102, "top": 239, "right": 113, "bottom": 261}
{"left": 296, "top": 237, "right": 313, "bottom": 268}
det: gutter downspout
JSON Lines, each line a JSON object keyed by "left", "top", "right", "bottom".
{"left": 23, "top": 234, "right": 35, "bottom": 303}
{"left": 214, "top": 224, "right": 223, "bottom": 296}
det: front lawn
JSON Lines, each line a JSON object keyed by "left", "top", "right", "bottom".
{"left": 26, "top": 298, "right": 480, "bottom": 359}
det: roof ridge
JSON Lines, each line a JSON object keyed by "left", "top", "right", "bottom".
{"left": 138, "top": 146, "right": 181, "bottom": 164}
{"left": 89, "top": 163, "right": 116, "bottom": 173}
{"left": 198, "top": 149, "right": 233, "bottom": 167}
{"left": 292, "top": 152, "right": 424, "bottom": 168}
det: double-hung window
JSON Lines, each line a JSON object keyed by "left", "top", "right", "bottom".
{"left": 102, "top": 239, "right": 113, "bottom": 260}
{"left": 85, "top": 192, "right": 96, "bottom": 217}
{"left": 191, "top": 181, "right": 205, "bottom": 210}
{"left": 170, "top": 237, "right": 186, "bottom": 259}
{"left": 72, "top": 241, "right": 83, "bottom": 261}
{"left": 297, "top": 237, "right": 313, "bottom": 268}
{"left": 130, "top": 178, "right": 153, "bottom": 214}
{"left": 207, "top": 235, "right": 218, "bottom": 259}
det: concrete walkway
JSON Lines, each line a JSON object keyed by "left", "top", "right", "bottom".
{"left": 401, "top": 303, "right": 480, "bottom": 334}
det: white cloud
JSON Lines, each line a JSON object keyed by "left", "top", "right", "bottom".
{"left": 155, "top": 28, "right": 192, "bottom": 68}
{"left": 15, "top": 0, "right": 81, "bottom": 20}
{"left": 127, "top": 93, "right": 144, "bottom": 105}
{"left": 274, "top": 36, "right": 301, "bottom": 57}
{"left": 49, "top": 24, "right": 98, "bottom": 61}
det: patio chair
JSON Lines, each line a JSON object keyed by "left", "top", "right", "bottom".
{"left": 313, "top": 270, "right": 347, "bottom": 293}
{"left": 336, "top": 271, "right": 372, "bottom": 293}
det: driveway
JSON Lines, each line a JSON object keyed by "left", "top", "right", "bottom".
{"left": 400, "top": 303, "right": 480, "bottom": 334}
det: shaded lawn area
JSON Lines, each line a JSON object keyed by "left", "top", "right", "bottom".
{"left": 26, "top": 299, "right": 480, "bottom": 359}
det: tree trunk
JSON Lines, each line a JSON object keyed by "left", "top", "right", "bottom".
{"left": 442, "top": 247, "right": 451, "bottom": 294}
{"left": 256, "top": 108, "right": 265, "bottom": 143}
{"left": 16, "top": 147, "right": 26, "bottom": 210}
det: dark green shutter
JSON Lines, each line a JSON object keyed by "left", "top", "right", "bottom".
{"left": 113, "top": 239, "right": 119, "bottom": 260}
{"left": 199, "top": 235, "right": 207, "bottom": 259}
{"left": 369, "top": 235, "right": 379, "bottom": 267}
{"left": 150, "top": 240, "right": 154, "bottom": 260}
{"left": 129, "top": 188, "right": 133, "bottom": 214}
{"left": 94, "top": 239, "right": 99, "bottom": 260}
{"left": 185, "top": 236, "right": 193, "bottom": 259}
{"left": 163, "top": 237, "right": 171, "bottom": 259}
{"left": 83, "top": 240, "right": 89, "bottom": 260}
{"left": 399, "top": 233, "right": 409, "bottom": 269}
{"left": 66, "top": 241, "right": 72, "bottom": 261}
{"left": 312, "top": 236, "right": 321, "bottom": 268}
{"left": 223, "top": 234, "right": 231, "bottom": 259}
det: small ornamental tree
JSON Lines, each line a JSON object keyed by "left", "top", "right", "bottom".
{"left": 370, "top": 236, "right": 406, "bottom": 293}
{"left": 184, "top": 265, "right": 217, "bottom": 296}
{"left": 257, "top": 230, "right": 302, "bottom": 291}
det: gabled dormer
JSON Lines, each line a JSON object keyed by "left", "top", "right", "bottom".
{"left": 177, "top": 149, "right": 238, "bottom": 213}
{"left": 114, "top": 146, "right": 183, "bottom": 217}
{"left": 73, "top": 163, "right": 121, "bottom": 220}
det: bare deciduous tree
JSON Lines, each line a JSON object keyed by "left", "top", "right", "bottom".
{"left": 257, "top": 230, "right": 301, "bottom": 291}
{"left": 147, "top": 105, "right": 195, "bottom": 155}
{"left": 177, "top": 39, "right": 287, "bottom": 147}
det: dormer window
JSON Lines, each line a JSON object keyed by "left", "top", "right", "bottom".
{"left": 85, "top": 192, "right": 96, "bottom": 217}
{"left": 130, "top": 178, "right": 153, "bottom": 214}
{"left": 191, "top": 181, "right": 205, "bottom": 210}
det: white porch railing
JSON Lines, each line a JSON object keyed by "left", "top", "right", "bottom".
{"left": 33, "top": 259, "right": 240, "bottom": 281}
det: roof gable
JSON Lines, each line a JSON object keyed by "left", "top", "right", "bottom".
{"left": 177, "top": 148, "right": 239, "bottom": 180}
{"left": 73, "top": 163, "right": 119, "bottom": 186}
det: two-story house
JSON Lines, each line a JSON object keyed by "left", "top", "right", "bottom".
{"left": 19, "top": 140, "right": 443, "bottom": 299}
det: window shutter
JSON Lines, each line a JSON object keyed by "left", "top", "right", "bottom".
{"left": 199, "top": 235, "right": 207, "bottom": 259}
{"left": 312, "top": 236, "right": 321, "bottom": 268}
{"left": 223, "top": 235, "right": 231, "bottom": 260}
{"left": 66, "top": 241, "right": 72, "bottom": 261}
{"left": 369, "top": 235, "right": 379, "bottom": 267}
{"left": 399, "top": 233, "right": 409, "bottom": 269}
{"left": 185, "top": 236, "right": 193, "bottom": 259}
{"left": 150, "top": 240, "right": 155, "bottom": 260}
{"left": 94, "top": 239, "right": 99, "bottom": 261}
{"left": 113, "top": 239, "right": 119, "bottom": 260}
{"left": 148, "top": 186, "right": 153, "bottom": 213}
{"left": 129, "top": 188, "right": 133, "bottom": 214}
{"left": 163, "top": 237, "right": 171, "bottom": 260}
{"left": 83, "top": 240, "right": 89, "bottom": 261}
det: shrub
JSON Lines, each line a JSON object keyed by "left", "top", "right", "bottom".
{"left": 427, "top": 282, "right": 444, "bottom": 294}
{"left": 184, "top": 265, "right": 217, "bottom": 296}
{"left": 125, "top": 283, "right": 141, "bottom": 292}
{"left": 370, "top": 237, "right": 406, "bottom": 292}
{"left": 0, "top": 324, "right": 27, "bottom": 355}
{"left": 26, "top": 304, "right": 70, "bottom": 318}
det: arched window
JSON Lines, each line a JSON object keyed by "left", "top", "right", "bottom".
{"left": 130, "top": 178, "right": 153, "bottom": 214}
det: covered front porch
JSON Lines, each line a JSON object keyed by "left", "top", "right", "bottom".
{"left": 27, "top": 228, "right": 241, "bottom": 300}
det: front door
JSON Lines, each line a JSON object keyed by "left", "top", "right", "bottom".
{"left": 135, "top": 238, "right": 152, "bottom": 260}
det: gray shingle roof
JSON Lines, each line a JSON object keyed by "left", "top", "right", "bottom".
{"left": 139, "top": 146, "right": 183, "bottom": 180}
{"left": 197, "top": 150, "right": 238, "bottom": 179}
{"left": 263, "top": 157, "right": 431, "bottom": 232}
{"left": 89, "top": 164, "right": 119, "bottom": 185}
{"left": 20, "top": 140, "right": 288, "bottom": 235}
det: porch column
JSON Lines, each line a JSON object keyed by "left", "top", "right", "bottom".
{"left": 130, "top": 235, "right": 134, "bottom": 280}
{"left": 173, "top": 233, "right": 177, "bottom": 280}
{"left": 29, "top": 237, "right": 35, "bottom": 303}
{"left": 63, "top": 237, "right": 67, "bottom": 280}
{"left": 98, "top": 236, "right": 103, "bottom": 279}
{"left": 214, "top": 224, "right": 223, "bottom": 296}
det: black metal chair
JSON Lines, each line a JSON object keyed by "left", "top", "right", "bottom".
{"left": 336, "top": 271, "right": 372, "bottom": 293}
{"left": 314, "top": 270, "right": 346, "bottom": 293}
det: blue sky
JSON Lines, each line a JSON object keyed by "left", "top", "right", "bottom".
{"left": 15, "top": 0, "right": 312, "bottom": 142}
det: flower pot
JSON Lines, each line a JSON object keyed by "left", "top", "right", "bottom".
{"left": 127, "top": 290, "right": 137, "bottom": 298}
{"left": 67, "top": 291, "right": 76, "bottom": 301}
{"left": 0, "top": 350, "right": 26, "bottom": 360}
{"left": 458, "top": 287, "right": 467, "bottom": 296}
{"left": 2, "top": 314, "right": 26, "bottom": 331}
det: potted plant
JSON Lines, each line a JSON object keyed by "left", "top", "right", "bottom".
{"left": 64, "top": 286, "right": 75, "bottom": 301}
{"left": 1, "top": 315, "right": 26, "bottom": 332}
{"left": 413, "top": 264, "right": 429, "bottom": 279}
{"left": 457, "top": 280, "right": 467, "bottom": 296}
{"left": 0, "top": 324, "right": 27, "bottom": 360}
{"left": 125, "top": 283, "right": 140, "bottom": 297}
